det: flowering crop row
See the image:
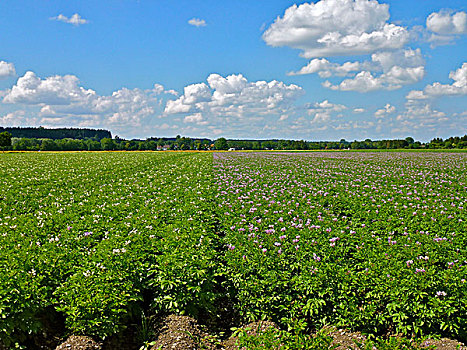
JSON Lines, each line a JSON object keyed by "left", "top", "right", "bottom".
{"left": 0, "top": 151, "right": 465, "bottom": 347}
{"left": 0, "top": 152, "right": 220, "bottom": 346}
{"left": 215, "top": 152, "right": 466, "bottom": 340}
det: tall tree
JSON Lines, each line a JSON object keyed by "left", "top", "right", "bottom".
{"left": 0, "top": 132, "right": 12, "bottom": 151}
{"left": 101, "top": 138, "right": 116, "bottom": 151}
{"left": 214, "top": 138, "right": 229, "bottom": 150}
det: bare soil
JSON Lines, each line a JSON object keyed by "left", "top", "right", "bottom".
{"left": 50, "top": 316, "right": 467, "bottom": 350}
{"left": 324, "top": 327, "right": 370, "bottom": 350}
{"left": 323, "top": 327, "right": 467, "bottom": 350}
{"left": 55, "top": 336, "right": 102, "bottom": 350}
{"left": 420, "top": 338, "right": 467, "bottom": 350}
{"left": 150, "top": 315, "right": 216, "bottom": 350}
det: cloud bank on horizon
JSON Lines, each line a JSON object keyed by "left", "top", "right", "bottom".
{"left": 0, "top": 0, "right": 466, "bottom": 141}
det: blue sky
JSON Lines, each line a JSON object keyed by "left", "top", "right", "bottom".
{"left": 0, "top": 0, "right": 466, "bottom": 141}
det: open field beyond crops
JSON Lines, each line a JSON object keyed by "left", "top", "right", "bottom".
{"left": 0, "top": 151, "right": 466, "bottom": 349}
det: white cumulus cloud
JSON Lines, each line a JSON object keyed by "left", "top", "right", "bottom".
{"left": 50, "top": 13, "right": 89, "bottom": 26}
{"left": 307, "top": 100, "right": 349, "bottom": 124}
{"left": 291, "top": 48, "right": 425, "bottom": 92}
{"left": 426, "top": 10, "right": 467, "bottom": 35}
{"left": 394, "top": 104, "right": 449, "bottom": 135}
{"left": 407, "top": 62, "right": 467, "bottom": 100}
{"left": 0, "top": 110, "right": 28, "bottom": 126}
{"left": 1, "top": 71, "right": 174, "bottom": 134}
{"left": 321, "top": 49, "right": 425, "bottom": 92}
{"left": 309, "top": 100, "right": 347, "bottom": 113}
{"left": 374, "top": 103, "right": 395, "bottom": 117}
{"left": 291, "top": 48, "right": 425, "bottom": 79}
{"left": 423, "top": 10, "right": 467, "bottom": 47}
{"left": 289, "top": 58, "right": 365, "bottom": 77}
{"left": 0, "top": 61, "right": 16, "bottom": 79}
{"left": 324, "top": 66, "right": 425, "bottom": 92}
{"left": 188, "top": 18, "right": 207, "bottom": 27}
{"left": 184, "top": 113, "right": 208, "bottom": 125}
{"left": 371, "top": 48, "right": 424, "bottom": 71}
{"left": 263, "top": 0, "right": 409, "bottom": 58}
{"left": 164, "top": 73, "right": 304, "bottom": 121}
{"left": 3, "top": 71, "right": 96, "bottom": 105}
{"left": 165, "top": 83, "right": 212, "bottom": 114}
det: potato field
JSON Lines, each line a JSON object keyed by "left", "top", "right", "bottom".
{"left": 0, "top": 151, "right": 465, "bottom": 349}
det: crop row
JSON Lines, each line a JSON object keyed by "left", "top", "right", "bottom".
{"left": 0, "top": 151, "right": 466, "bottom": 347}
{"left": 215, "top": 152, "right": 467, "bottom": 340}
{"left": 0, "top": 152, "right": 221, "bottom": 347}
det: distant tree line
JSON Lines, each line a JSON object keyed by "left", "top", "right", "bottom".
{"left": 425, "top": 136, "right": 467, "bottom": 149}
{"left": 0, "top": 128, "right": 466, "bottom": 151}
{"left": 0, "top": 127, "right": 111, "bottom": 140}
{"left": 3, "top": 134, "right": 214, "bottom": 151}
{"left": 222, "top": 136, "right": 467, "bottom": 150}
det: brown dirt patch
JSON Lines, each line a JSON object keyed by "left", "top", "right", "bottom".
{"left": 221, "top": 321, "right": 279, "bottom": 350}
{"left": 324, "top": 327, "right": 370, "bottom": 350}
{"left": 419, "top": 338, "right": 467, "bottom": 350}
{"left": 320, "top": 327, "right": 467, "bottom": 350}
{"left": 150, "top": 315, "right": 216, "bottom": 350}
{"left": 102, "top": 327, "right": 139, "bottom": 350}
{"left": 55, "top": 336, "right": 102, "bottom": 350}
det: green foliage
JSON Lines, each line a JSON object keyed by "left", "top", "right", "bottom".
{"left": 233, "top": 325, "right": 336, "bottom": 349}
{"left": 0, "top": 151, "right": 465, "bottom": 348}
{"left": 215, "top": 152, "right": 467, "bottom": 341}
{"left": 40, "top": 138, "right": 59, "bottom": 151}
{"left": 0, "top": 126, "right": 111, "bottom": 140}
{"left": 0, "top": 131, "right": 12, "bottom": 150}
{"left": 0, "top": 152, "right": 221, "bottom": 345}
{"left": 5, "top": 132, "right": 467, "bottom": 151}
{"left": 357, "top": 336, "right": 436, "bottom": 350}
{"left": 214, "top": 137, "right": 229, "bottom": 150}
{"left": 100, "top": 137, "right": 116, "bottom": 151}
